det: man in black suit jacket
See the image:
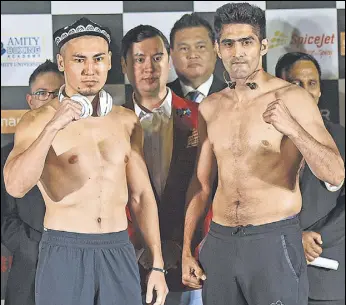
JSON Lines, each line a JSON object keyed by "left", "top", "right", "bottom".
{"left": 168, "top": 13, "right": 226, "bottom": 103}
{"left": 276, "top": 52, "right": 345, "bottom": 305}
{"left": 1, "top": 60, "right": 64, "bottom": 305}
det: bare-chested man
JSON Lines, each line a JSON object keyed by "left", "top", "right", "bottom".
{"left": 3, "top": 17, "right": 168, "bottom": 305}
{"left": 181, "top": 3, "right": 345, "bottom": 305}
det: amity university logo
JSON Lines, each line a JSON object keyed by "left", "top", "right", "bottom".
{"left": 1, "top": 36, "right": 42, "bottom": 68}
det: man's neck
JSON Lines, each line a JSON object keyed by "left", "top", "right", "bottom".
{"left": 134, "top": 88, "right": 168, "bottom": 112}
{"left": 179, "top": 73, "right": 212, "bottom": 90}
{"left": 232, "top": 68, "right": 265, "bottom": 90}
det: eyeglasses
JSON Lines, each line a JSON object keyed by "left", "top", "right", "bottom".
{"left": 31, "top": 90, "right": 59, "bottom": 101}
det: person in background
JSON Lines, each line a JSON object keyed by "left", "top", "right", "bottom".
{"left": 276, "top": 51, "right": 345, "bottom": 305}
{"left": 121, "top": 24, "right": 202, "bottom": 305}
{"left": 168, "top": 13, "right": 226, "bottom": 103}
{"left": 1, "top": 59, "right": 64, "bottom": 305}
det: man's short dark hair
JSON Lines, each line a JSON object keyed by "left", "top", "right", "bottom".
{"left": 121, "top": 25, "right": 170, "bottom": 61}
{"left": 170, "top": 13, "right": 215, "bottom": 48}
{"left": 214, "top": 2, "right": 266, "bottom": 42}
{"left": 28, "top": 59, "right": 62, "bottom": 88}
{"left": 275, "top": 52, "right": 322, "bottom": 81}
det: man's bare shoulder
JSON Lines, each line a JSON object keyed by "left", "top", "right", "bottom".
{"left": 15, "top": 102, "right": 55, "bottom": 136}
{"left": 199, "top": 87, "right": 228, "bottom": 115}
{"left": 110, "top": 105, "right": 138, "bottom": 123}
{"left": 274, "top": 78, "right": 315, "bottom": 106}
{"left": 109, "top": 105, "right": 140, "bottom": 135}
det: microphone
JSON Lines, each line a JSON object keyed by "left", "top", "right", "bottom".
{"left": 246, "top": 82, "right": 258, "bottom": 90}
{"left": 227, "top": 82, "right": 258, "bottom": 90}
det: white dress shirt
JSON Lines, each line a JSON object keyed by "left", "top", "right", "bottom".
{"left": 133, "top": 88, "right": 174, "bottom": 198}
{"left": 180, "top": 74, "right": 214, "bottom": 103}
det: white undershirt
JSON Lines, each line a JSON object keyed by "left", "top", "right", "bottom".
{"left": 180, "top": 74, "right": 214, "bottom": 103}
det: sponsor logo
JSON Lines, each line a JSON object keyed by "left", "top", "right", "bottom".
{"left": 269, "top": 30, "right": 336, "bottom": 57}
{"left": 1, "top": 42, "right": 6, "bottom": 56}
{"left": 1, "top": 110, "right": 29, "bottom": 134}
{"left": 269, "top": 31, "right": 290, "bottom": 49}
{"left": 1, "top": 36, "right": 43, "bottom": 69}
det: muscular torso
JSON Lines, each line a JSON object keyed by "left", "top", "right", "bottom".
{"left": 207, "top": 81, "right": 303, "bottom": 226}
{"left": 35, "top": 105, "right": 133, "bottom": 233}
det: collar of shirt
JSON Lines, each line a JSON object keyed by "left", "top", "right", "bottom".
{"left": 180, "top": 74, "right": 214, "bottom": 99}
{"left": 133, "top": 87, "right": 172, "bottom": 120}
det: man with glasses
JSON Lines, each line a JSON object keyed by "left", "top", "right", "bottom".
{"left": 1, "top": 60, "right": 64, "bottom": 305}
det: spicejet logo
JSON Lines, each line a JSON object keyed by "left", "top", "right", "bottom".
{"left": 269, "top": 31, "right": 290, "bottom": 49}
{"left": 1, "top": 110, "right": 28, "bottom": 134}
{"left": 269, "top": 31, "right": 336, "bottom": 51}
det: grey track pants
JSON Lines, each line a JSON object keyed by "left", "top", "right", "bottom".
{"left": 199, "top": 216, "right": 309, "bottom": 305}
{"left": 35, "top": 229, "right": 142, "bottom": 305}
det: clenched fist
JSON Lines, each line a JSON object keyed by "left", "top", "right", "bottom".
{"left": 262, "top": 98, "right": 299, "bottom": 137}
{"left": 48, "top": 98, "right": 83, "bottom": 131}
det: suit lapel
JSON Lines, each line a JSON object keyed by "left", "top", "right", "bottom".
{"left": 169, "top": 78, "right": 184, "bottom": 98}
{"left": 161, "top": 97, "right": 190, "bottom": 198}
{"left": 208, "top": 76, "right": 227, "bottom": 95}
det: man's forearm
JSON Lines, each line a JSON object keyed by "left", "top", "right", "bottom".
{"left": 290, "top": 125, "right": 345, "bottom": 186}
{"left": 130, "top": 193, "right": 164, "bottom": 268}
{"left": 4, "top": 123, "right": 58, "bottom": 198}
{"left": 183, "top": 187, "right": 210, "bottom": 256}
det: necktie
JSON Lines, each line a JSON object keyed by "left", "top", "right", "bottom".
{"left": 186, "top": 90, "right": 200, "bottom": 102}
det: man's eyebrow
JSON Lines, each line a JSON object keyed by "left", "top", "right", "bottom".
{"left": 72, "top": 53, "right": 106, "bottom": 58}
{"left": 93, "top": 53, "right": 106, "bottom": 57}
{"left": 72, "top": 53, "right": 86, "bottom": 58}
{"left": 134, "top": 52, "right": 164, "bottom": 56}
{"left": 221, "top": 36, "right": 255, "bottom": 44}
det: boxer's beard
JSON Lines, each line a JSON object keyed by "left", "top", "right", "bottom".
{"left": 77, "top": 87, "right": 99, "bottom": 97}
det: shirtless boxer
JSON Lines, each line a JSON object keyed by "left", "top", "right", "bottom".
{"left": 3, "top": 17, "right": 168, "bottom": 305}
{"left": 181, "top": 3, "right": 345, "bottom": 305}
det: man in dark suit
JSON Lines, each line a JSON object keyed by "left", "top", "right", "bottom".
{"left": 121, "top": 25, "right": 202, "bottom": 305}
{"left": 1, "top": 60, "right": 64, "bottom": 305}
{"left": 168, "top": 13, "right": 226, "bottom": 103}
{"left": 168, "top": 13, "right": 226, "bottom": 243}
{"left": 276, "top": 52, "right": 345, "bottom": 305}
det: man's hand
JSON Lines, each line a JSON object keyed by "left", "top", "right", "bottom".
{"left": 48, "top": 98, "right": 83, "bottom": 131}
{"left": 182, "top": 254, "right": 206, "bottom": 289}
{"left": 302, "top": 231, "right": 323, "bottom": 262}
{"left": 263, "top": 98, "right": 300, "bottom": 137}
{"left": 145, "top": 270, "right": 168, "bottom": 305}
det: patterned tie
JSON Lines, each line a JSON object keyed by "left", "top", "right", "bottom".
{"left": 186, "top": 90, "right": 201, "bottom": 102}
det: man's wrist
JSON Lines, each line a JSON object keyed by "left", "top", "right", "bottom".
{"left": 182, "top": 246, "right": 192, "bottom": 257}
{"left": 151, "top": 267, "right": 168, "bottom": 275}
{"left": 152, "top": 256, "right": 164, "bottom": 269}
{"left": 287, "top": 121, "right": 301, "bottom": 139}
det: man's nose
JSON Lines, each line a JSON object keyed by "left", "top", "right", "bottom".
{"left": 83, "top": 62, "right": 95, "bottom": 75}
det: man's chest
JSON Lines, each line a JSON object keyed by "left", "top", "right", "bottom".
{"left": 50, "top": 119, "right": 130, "bottom": 168}
{"left": 208, "top": 100, "right": 284, "bottom": 156}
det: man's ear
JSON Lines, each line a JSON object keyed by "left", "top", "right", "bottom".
{"left": 216, "top": 41, "right": 221, "bottom": 59}
{"left": 260, "top": 39, "right": 269, "bottom": 56}
{"left": 26, "top": 93, "right": 34, "bottom": 109}
{"left": 108, "top": 51, "right": 112, "bottom": 71}
{"left": 121, "top": 56, "right": 127, "bottom": 75}
{"left": 57, "top": 53, "right": 64, "bottom": 72}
